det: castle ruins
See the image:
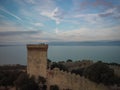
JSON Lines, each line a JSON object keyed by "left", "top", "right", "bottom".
{"left": 27, "top": 44, "right": 109, "bottom": 90}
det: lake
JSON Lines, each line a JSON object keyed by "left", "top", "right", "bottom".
{"left": 0, "top": 45, "right": 120, "bottom": 65}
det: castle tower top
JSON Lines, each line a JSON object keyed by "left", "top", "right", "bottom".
{"left": 27, "top": 44, "right": 48, "bottom": 51}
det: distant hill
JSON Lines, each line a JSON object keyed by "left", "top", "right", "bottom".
{"left": 48, "top": 40, "right": 120, "bottom": 46}
{"left": 0, "top": 40, "right": 120, "bottom": 46}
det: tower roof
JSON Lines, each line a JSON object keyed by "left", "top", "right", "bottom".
{"left": 27, "top": 44, "right": 48, "bottom": 50}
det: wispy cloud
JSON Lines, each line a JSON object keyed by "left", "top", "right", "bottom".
{"left": 0, "top": 14, "right": 5, "bottom": 18}
{"left": 34, "top": 23, "right": 44, "bottom": 27}
{"left": 98, "top": 8, "right": 120, "bottom": 18}
{"left": 72, "top": 7, "right": 120, "bottom": 24}
{"left": 40, "top": 7, "right": 63, "bottom": 24}
{"left": 74, "top": 0, "right": 114, "bottom": 11}
{"left": 0, "top": 30, "right": 41, "bottom": 36}
{"left": 0, "top": 27, "right": 42, "bottom": 43}
{"left": 0, "top": 7, "right": 23, "bottom": 21}
{"left": 73, "top": 13, "right": 101, "bottom": 24}
{"left": 24, "top": 0, "right": 36, "bottom": 4}
{"left": 53, "top": 26, "right": 120, "bottom": 41}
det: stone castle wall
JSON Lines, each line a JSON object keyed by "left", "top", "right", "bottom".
{"left": 109, "top": 65, "right": 120, "bottom": 77}
{"left": 63, "top": 60, "right": 93, "bottom": 71}
{"left": 47, "top": 68, "right": 108, "bottom": 90}
{"left": 27, "top": 44, "right": 109, "bottom": 90}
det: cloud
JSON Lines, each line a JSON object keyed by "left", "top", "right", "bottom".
{"left": 98, "top": 7, "right": 120, "bottom": 21}
{"left": 0, "top": 7, "right": 22, "bottom": 21}
{"left": 0, "top": 20, "right": 24, "bottom": 32}
{"left": 73, "top": 13, "right": 101, "bottom": 24}
{"left": 0, "top": 0, "right": 120, "bottom": 44}
{"left": 72, "top": 7, "right": 120, "bottom": 24}
{"left": 53, "top": 26, "right": 120, "bottom": 41}
{"left": 0, "top": 24, "right": 120, "bottom": 43}
{"left": 55, "top": 28, "right": 59, "bottom": 34}
{"left": 14, "top": 0, "right": 62, "bottom": 24}
{"left": 63, "top": 0, "right": 120, "bottom": 26}
{"left": 93, "top": 0, "right": 113, "bottom": 8}
{"left": 75, "top": 0, "right": 114, "bottom": 11}
{"left": 24, "top": 0, "right": 36, "bottom": 4}
{"left": 40, "top": 7, "right": 63, "bottom": 24}
{"left": 99, "top": 8, "right": 116, "bottom": 17}
{"left": 73, "top": 0, "right": 120, "bottom": 17}
{"left": 0, "top": 20, "right": 43, "bottom": 43}
{"left": 0, "top": 14, "right": 5, "bottom": 18}
{"left": 0, "top": 30, "right": 41, "bottom": 36}
{"left": 74, "top": 13, "right": 98, "bottom": 18}
{"left": 0, "top": 29, "right": 43, "bottom": 43}
{"left": 34, "top": 23, "right": 44, "bottom": 27}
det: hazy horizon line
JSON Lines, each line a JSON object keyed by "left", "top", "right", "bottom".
{"left": 0, "top": 40, "right": 120, "bottom": 46}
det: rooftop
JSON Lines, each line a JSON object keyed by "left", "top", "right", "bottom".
{"left": 27, "top": 44, "right": 48, "bottom": 49}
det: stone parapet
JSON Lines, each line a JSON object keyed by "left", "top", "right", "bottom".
{"left": 27, "top": 44, "right": 48, "bottom": 51}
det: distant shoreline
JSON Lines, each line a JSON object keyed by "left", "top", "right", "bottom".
{"left": 0, "top": 40, "right": 120, "bottom": 46}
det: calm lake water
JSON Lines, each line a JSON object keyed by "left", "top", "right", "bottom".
{"left": 0, "top": 46, "right": 120, "bottom": 65}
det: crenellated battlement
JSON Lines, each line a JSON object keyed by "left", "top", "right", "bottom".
{"left": 47, "top": 68, "right": 108, "bottom": 90}
{"left": 27, "top": 44, "right": 48, "bottom": 51}
{"left": 47, "top": 68, "right": 81, "bottom": 80}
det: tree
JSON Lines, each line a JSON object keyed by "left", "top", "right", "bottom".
{"left": 47, "top": 59, "right": 52, "bottom": 69}
{"left": 38, "top": 76, "right": 46, "bottom": 84}
{"left": 1, "top": 77, "right": 10, "bottom": 90}
{"left": 51, "top": 62, "right": 68, "bottom": 71}
{"left": 66, "top": 59, "right": 73, "bottom": 62}
{"left": 20, "top": 78, "right": 39, "bottom": 90}
{"left": 0, "top": 70, "right": 21, "bottom": 90}
{"left": 113, "top": 75, "right": 120, "bottom": 86}
{"left": 71, "top": 68, "right": 85, "bottom": 76}
{"left": 83, "top": 61, "right": 115, "bottom": 85}
{"left": 50, "top": 85, "right": 59, "bottom": 90}
{"left": 14, "top": 72, "right": 39, "bottom": 90}
{"left": 37, "top": 76, "right": 47, "bottom": 90}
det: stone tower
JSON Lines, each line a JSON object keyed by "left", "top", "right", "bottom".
{"left": 27, "top": 44, "right": 48, "bottom": 79}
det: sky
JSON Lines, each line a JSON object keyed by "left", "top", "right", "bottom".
{"left": 0, "top": 0, "right": 120, "bottom": 44}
